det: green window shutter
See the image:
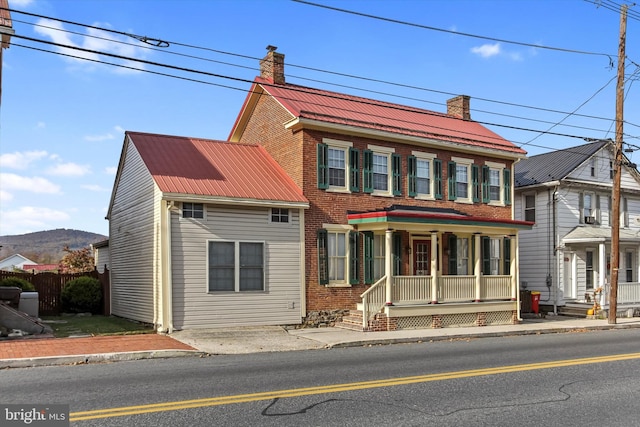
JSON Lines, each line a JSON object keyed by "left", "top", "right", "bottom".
{"left": 472, "top": 164, "right": 480, "bottom": 203}
{"left": 434, "top": 159, "right": 443, "bottom": 200}
{"left": 349, "top": 231, "right": 360, "bottom": 285}
{"left": 503, "top": 168, "right": 511, "bottom": 205}
{"left": 448, "top": 161, "right": 457, "bottom": 201}
{"left": 364, "top": 231, "right": 374, "bottom": 284}
{"left": 407, "top": 155, "right": 417, "bottom": 197}
{"left": 363, "top": 150, "right": 373, "bottom": 193}
{"left": 503, "top": 237, "right": 511, "bottom": 275}
{"left": 392, "top": 153, "right": 402, "bottom": 196}
{"left": 482, "top": 165, "right": 490, "bottom": 203}
{"left": 448, "top": 234, "right": 457, "bottom": 275}
{"left": 349, "top": 147, "right": 360, "bottom": 192}
{"left": 393, "top": 232, "right": 402, "bottom": 276}
{"left": 317, "top": 229, "right": 329, "bottom": 285}
{"left": 481, "top": 236, "right": 491, "bottom": 275}
{"left": 317, "top": 143, "right": 328, "bottom": 189}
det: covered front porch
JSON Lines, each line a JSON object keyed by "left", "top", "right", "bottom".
{"left": 345, "top": 206, "right": 534, "bottom": 331}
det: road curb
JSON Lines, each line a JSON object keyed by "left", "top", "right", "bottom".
{"left": 0, "top": 349, "right": 205, "bottom": 369}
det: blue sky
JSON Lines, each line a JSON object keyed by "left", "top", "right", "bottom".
{"left": 1, "top": 0, "right": 638, "bottom": 237}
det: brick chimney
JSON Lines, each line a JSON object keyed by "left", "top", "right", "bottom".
{"left": 260, "top": 45, "right": 285, "bottom": 85}
{"left": 447, "top": 95, "right": 471, "bottom": 120}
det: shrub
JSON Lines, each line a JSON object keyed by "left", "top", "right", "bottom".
{"left": 0, "top": 277, "right": 35, "bottom": 291}
{"left": 61, "top": 276, "right": 103, "bottom": 314}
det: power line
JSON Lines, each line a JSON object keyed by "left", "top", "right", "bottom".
{"left": 6, "top": 5, "right": 640, "bottom": 132}
{"left": 293, "top": 0, "right": 618, "bottom": 60}
{"left": 11, "top": 37, "right": 637, "bottom": 159}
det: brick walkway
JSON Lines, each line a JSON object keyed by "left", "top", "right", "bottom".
{"left": 0, "top": 334, "right": 195, "bottom": 359}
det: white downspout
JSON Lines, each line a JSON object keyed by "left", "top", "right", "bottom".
{"left": 163, "top": 201, "right": 174, "bottom": 333}
{"left": 385, "top": 229, "right": 393, "bottom": 305}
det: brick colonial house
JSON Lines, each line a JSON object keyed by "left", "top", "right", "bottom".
{"left": 229, "top": 47, "right": 534, "bottom": 331}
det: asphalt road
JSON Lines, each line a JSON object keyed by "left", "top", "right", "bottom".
{"left": 3, "top": 328, "right": 640, "bottom": 426}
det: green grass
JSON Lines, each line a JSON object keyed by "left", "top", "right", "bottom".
{"left": 41, "top": 315, "right": 155, "bottom": 338}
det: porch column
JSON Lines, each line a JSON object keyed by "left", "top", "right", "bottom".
{"left": 512, "top": 234, "right": 518, "bottom": 301}
{"left": 385, "top": 229, "right": 393, "bottom": 305}
{"left": 431, "top": 231, "right": 438, "bottom": 303}
{"left": 598, "top": 243, "right": 606, "bottom": 291}
{"left": 474, "top": 233, "right": 481, "bottom": 302}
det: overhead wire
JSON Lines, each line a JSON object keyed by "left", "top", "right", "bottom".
{"left": 3, "top": 6, "right": 639, "bottom": 156}
{"left": 5, "top": 4, "right": 639, "bottom": 132}
{"left": 9, "top": 35, "right": 633, "bottom": 158}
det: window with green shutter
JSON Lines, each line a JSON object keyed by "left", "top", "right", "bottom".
{"left": 392, "top": 154, "right": 402, "bottom": 196}
{"left": 363, "top": 150, "right": 373, "bottom": 193}
{"left": 364, "top": 231, "right": 374, "bottom": 284}
{"left": 317, "top": 229, "right": 329, "bottom": 285}
{"left": 393, "top": 232, "right": 402, "bottom": 276}
{"left": 482, "top": 165, "right": 490, "bottom": 203}
{"left": 481, "top": 236, "right": 491, "bottom": 275}
{"left": 472, "top": 164, "right": 480, "bottom": 203}
{"left": 349, "top": 147, "right": 360, "bottom": 192}
{"left": 503, "top": 168, "right": 511, "bottom": 205}
{"left": 317, "top": 143, "right": 328, "bottom": 189}
{"left": 448, "top": 161, "right": 457, "bottom": 201}
{"left": 407, "top": 155, "right": 417, "bottom": 197}
{"left": 503, "top": 237, "right": 511, "bottom": 275}
{"left": 448, "top": 234, "right": 457, "bottom": 275}
{"left": 434, "top": 159, "right": 443, "bottom": 199}
{"left": 349, "top": 231, "right": 360, "bottom": 285}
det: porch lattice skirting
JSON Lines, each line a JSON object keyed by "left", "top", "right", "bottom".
{"left": 338, "top": 310, "right": 518, "bottom": 332}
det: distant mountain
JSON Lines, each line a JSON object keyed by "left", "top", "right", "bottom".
{"left": 0, "top": 229, "right": 107, "bottom": 264}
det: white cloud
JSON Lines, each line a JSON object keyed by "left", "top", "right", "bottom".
{"left": 36, "top": 122, "right": 46, "bottom": 129}
{"left": 46, "top": 162, "right": 91, "bottom": 176}
{"left": 471, "top": 43, "right": 501, "bottom": 58}
{"left": 9, "top": 0, "right": 34, "bottom": 6}
{"left": 0, "top": 190, "right": 13, "bottom": 202}
{"left": 0, "top": 173, "right": 61, "bottom": 194}
{"left": 0, "top": 150, "right": 48, "bottom": 170}
{"left": 34, "top": 18, "right": 149, "bottom": 73}
{"left": 84, "top": 133, "right": 114, "bottom": 142}
{"left": 1, "top": 206, "right": 70, "bottom": 235}
{"left": 105, "top": 166, "right": 118, "bottom": 175}
{"left": 82, "top": 184, "right": 110, "bottom": 192}
{"left": 114, "top": 125, "right": 125, "bottom": 134}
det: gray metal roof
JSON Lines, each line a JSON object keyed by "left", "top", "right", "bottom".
{"left": 562, "top": 226, "right": 640, "bottom": 243}
{"left": 514, "top": 140, "right": 610, "bottom": 188}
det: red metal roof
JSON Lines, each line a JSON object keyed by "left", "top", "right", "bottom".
{"left": 22, "top": 264, "right": 59, "bottom": 272}
{"left": 126, "top": 132, "right": 308, "bottom": 204}
{"left": 253, "top": 77, "right": 525, "bottom": 155}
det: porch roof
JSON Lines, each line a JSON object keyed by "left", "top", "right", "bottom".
{"left": 347, "top": 205, "right": 534, "bottom": 231}
{"left": 562, "top": 226, "right": 640, "bottom": 244}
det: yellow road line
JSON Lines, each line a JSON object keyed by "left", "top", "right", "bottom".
{"left": 70, "top": 352, "right": 640, "bottom": 422}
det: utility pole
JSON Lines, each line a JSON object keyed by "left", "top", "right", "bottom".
{"left": 609, "top": 4, "right": 627, "bottom": 324}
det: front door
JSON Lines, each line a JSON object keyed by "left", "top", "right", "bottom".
{"left": 413, "top": 240, "right": 431, "bottom": 275}
{"left": 563, "top": 251, "right": 576, "bottom": 299}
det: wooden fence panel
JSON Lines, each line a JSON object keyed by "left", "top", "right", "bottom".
{"left": 0, "top": 269, "right": 109, "bottom": 316}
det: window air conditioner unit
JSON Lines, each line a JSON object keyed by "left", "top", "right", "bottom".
{"left": 584, "top": 216, "right": 595, "bottom": 224}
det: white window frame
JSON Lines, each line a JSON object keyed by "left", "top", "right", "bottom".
{"left": 457, "top": 237, "right": 470, "bottom": 275}
{"left": 524, "top": 193, "right": 536, "bottom": 222}
{"left": 486, "top": 161, "right": 506, "bottom": 205}
{"left": 489, "top": 238, "right": 501, "bottom": 275}
{"left": 452, "top": 156, "right": 473, "bottom": 203}
{"left": 369, "top": 144, "right": 395, "bottom": 197}
{"left": 625, "top": 250, "right": 635, "bottom": 283}
{"left": 583, "top": 192, "right": 596, "bottom": 223}
{"left": 207, "top": 240, "right": 265, "bottom": 293}
{"left": 585, "top": 249, "right": 595, "bottom": 290}
{"left": 590, "top": 158, "right": 597, "bottom": 177}
{"left": 182, "top": 202, "right": 205, "bottom": 220}
{"left": 324, "top": 224, "right": 353, "bottom": 287}
{"left": 324, "top": 138, "right": 353, "bottom": 193}
{"left": 412, "top": 151, "right": 436, "bottom": 200}
{"left": 373, "top": 233, "right": 386, "bottom": 281}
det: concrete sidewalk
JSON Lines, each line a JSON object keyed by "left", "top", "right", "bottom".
{"left": 2, "top": 315, "right": 640, "bottom": 368}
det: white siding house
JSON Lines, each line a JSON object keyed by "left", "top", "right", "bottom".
{"left": 107, "top": 132, "right": 309, "bottom": 332}
{"left": 515, "top": 140, "right": 640, "bottom": 312}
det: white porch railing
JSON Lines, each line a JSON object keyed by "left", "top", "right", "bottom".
{"left": 360, "top": 276, "right": 387, "bottom": 329}
{"left": 480, "top": 275, "right": 512, "bottom": 300}
{"left": 601, "top": 282, "right": 640, "bottom": 305}
{"left": 438, "top": 275, "right": 475, "bottom": 302}
{"left": 393, "top": 276, "right": 432, "bottom": 303}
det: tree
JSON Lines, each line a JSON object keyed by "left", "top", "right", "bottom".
{"left": 59, "top": 246, "right": 95, "bottom": 274}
